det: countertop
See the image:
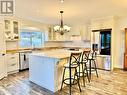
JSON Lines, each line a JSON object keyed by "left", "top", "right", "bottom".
{"left": 30, "top": 49, "right": 83, "bottom": 59}
{"left": 6, "top": 47, "right": 90, "bottom": 53}
{"left": 6, "top": 49, "right": 32, "bottom": 53}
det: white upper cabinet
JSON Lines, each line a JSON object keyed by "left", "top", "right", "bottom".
{"left": 91, "top": 21, "right": 101, "bottom": 30}
{"left": 48, "top": 27, "right": 53, "bottom": 41}
{"left": 70, "top": 25, "right": 81, "bottom": 35}
{"left": 4, "top": 18, "right": 20, "bottom": 41}
{"left": 80, "top": 25, "right": 90, "bottom": 40}
{"left": 91, "top": 16, "right": 114, "bottom": 30}
{"left": 101, "top": 19, "right": 113, "bottom": 29}
{"left": 70, "top": 25, "right": 91, "bottom": 41}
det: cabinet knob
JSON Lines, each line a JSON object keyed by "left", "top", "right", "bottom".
{"left": 2, "top": 54, "right": 5, "bottom": 56}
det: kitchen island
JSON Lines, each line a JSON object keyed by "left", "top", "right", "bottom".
{"left": 29, "top": 49, "right": 76, "bottom": 92}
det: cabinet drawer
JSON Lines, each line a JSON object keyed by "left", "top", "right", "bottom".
{"left": 7, "top": 64, "right": 19, "bottom": 72}
{"left": 7, "top": 53, "right": 19, "bottom": 60}
{"left": 6, "top": 53, "right": 19, "bottom": 72}
{"left": 7, "top": 53, "right": 19, "bottom": 59}
{"left": 7, "top": 62, "right": 18, "bottom": 67}
{"left": 8, "top": 56, "right": 17, "bottom": 60}
{"left": 7, "top": 58, "right": 18, "bottom": 65}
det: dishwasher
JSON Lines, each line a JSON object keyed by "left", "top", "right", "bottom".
{"left": 19, "top": 50, "right": 32, "bottom": 70}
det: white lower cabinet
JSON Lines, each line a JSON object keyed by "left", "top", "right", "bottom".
{"left": 0, "top": 54, "right": 6, "bottom": 79}
{"left": 6, "top": 53, "right": 19, "bottom": 74}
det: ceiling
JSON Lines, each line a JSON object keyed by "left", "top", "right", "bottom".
{"left": 15, "top": 0, "right": 127, "bottom": 25}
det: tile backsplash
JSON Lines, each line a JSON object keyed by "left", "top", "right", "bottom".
{"left": 44, "top": 40, "right": 91, "bottom": 48}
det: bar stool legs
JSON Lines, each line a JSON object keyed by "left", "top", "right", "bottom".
{"left": 82, "top": 63, "right": 85, "bottom": 86}
{"left": 75, "top": 68, "right": 81, "bottom": 92}
{"left": 93, "top": 60, "right": 99, "bottom": 77}
{"left": 89, "top": 59, "right": 99, "bottom": 81}
{"left": 60, "top": 67, "right": 82, "bottom": 94}
{"left": 77, "top": 62, "right": 90, "bottom": 87}
{"left": 60, "top": 68, "right": 66, "bottom": 91}
{"left": 84, "top": 63, "right": 90, "bottom": 83}
{"left": 69, "top": 67, "right": 71, "bottom": 95}
{"left": 89, "top": 59, "right": 92, "bottom": 80}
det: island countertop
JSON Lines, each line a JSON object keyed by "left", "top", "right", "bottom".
{"left": 30, "top": 49, "right": 83, "bottom": 59}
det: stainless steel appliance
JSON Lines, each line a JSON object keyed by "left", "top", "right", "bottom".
{"left": 96, "top": 55, "right": 111, "bottom": 70}
{"left": 19, "top": 50, "right": 32, "bottom": 70}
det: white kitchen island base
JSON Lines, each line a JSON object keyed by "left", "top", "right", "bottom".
{"left": 29, "top": 51, "right": 70, "bottom": 92}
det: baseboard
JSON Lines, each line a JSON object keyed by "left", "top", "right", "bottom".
{"left": 113, "top": 68, "right": 124, "bottom": 70}
{"left": 7, "top": 70, "right": 19, "bottom": 75}
{"left": 97, "top": 68, "right": 111, "bottom": 71}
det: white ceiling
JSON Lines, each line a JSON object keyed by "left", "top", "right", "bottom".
{"left": 15, "top": 0, "right": 127, "bottom": 25}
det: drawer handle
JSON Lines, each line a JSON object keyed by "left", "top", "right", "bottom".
{"left": 11, "top": 64, "right": 16, "bottom": 66}
{"left": 10, "top": 53, "right": 16, "bottom": 55}
{"left": 11, "top": 57, "right": 15, "bottom": 59}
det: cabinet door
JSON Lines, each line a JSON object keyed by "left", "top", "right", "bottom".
{"left": 0, "top": 23, "right": 5, "bottom": 52}
{"left": 101, "top": 19, "right": 113, "bottom": 29}
{"left": 4, "top": 20, "right": 12, "bottom": 40}
{"left": 0, "top": 54, "right": 6, "bottom": 79}
{"left": 91, "top": 21, "right": 101, "bottom": 30}
{"left": 0, "top": 23, "right": 6, "bottom": 78}
{"left": 13, "top": 21, "right": 19, "bottom": 39}
{"left": 0, "top": 23, "right": 6, "bottom": 79}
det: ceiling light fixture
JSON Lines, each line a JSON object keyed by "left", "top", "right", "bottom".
{"left": 60, "top": 0, "right": 64, "bottom": 3}
{"left": 54, "top": 11, "right": 71, "bottom": 35}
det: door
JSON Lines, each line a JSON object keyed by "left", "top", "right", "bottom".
{"left": 124, "top": 29, "right": 127, "bottom": 69}
{"left": 0, "top": 23, "right": 6, "bottom": 79}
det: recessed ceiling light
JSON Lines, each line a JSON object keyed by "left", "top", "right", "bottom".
{"left": 60, "top": 0, "right": 64, "bottom": 3}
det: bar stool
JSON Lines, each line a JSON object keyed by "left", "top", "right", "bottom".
{"left": 80, "top": 50, "right": 91, "bottom": 86}
{"left": 88, "top": 50, "right": 99, "bottom": 80}
{"left": 60, "top": 52, "right": 82, "bottom": 94}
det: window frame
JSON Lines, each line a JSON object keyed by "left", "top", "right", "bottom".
{"left": 19, "top": 29, "right": 46, "bottom": 48}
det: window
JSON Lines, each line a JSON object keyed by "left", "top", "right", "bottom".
{"left": 20, "top": 30, "right": 46, "bottom": 48}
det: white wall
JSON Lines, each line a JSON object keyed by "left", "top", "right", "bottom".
{"left": 90, "top": 16, "right": 127, "bottom": 69}
{"left": 44, "top": 41, "right": 91, "bottom": 48}
{"left": 113, "top": 16, "right": 127, "bottom": 68}
{"left": 90, "top": 16, "right": 115, "bottom": 70}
